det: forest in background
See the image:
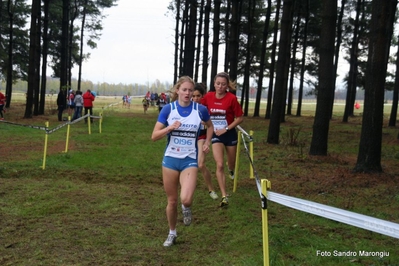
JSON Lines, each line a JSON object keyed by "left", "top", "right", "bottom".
{"left": 1, "top": 0, "right": 399, "bottom": 172}
{"left": 4, "top": 77, "right": 399, "bottom": 101}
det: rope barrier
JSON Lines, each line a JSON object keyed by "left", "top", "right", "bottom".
{"left": 45, "top": 121, "right": 70, "bottom": 134}
{"left": 68, "top": 114, "right": 88, "bottom": 125}
{"left": 237, "top": 125, "right": 253, "bottom": 141}
{"left": 0, "top": 112, "right": 106, "bottom": 134}
{"left": 0, "top": 120, "right": 47, "bottom": 131}
{"left": 237, "top": 127, "right": 261, "bottom": 196}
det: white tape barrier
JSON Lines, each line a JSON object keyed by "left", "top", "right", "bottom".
{"left": 267, "top": 191, "right": 399, "bottom": 239}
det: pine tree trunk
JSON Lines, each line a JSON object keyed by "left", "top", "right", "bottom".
{"left": 210, "top": 0, "right": 221, "bottom": 91}
{"left": 25, "top": 0, "right": 40, "bottom": 118}
{"left": 309, "top": 0, "right": 337, "bottom": 156}
{"left": 254, "top": 0, "right": 271, "bottom": 117}
{"left": 388, "top": 38, "right": 399, "bottom": 127}
{"left": 354, "top": 0, "right": 397, "bottom": 173}
{"left": 265, "top": 0, "right": 281, "bottom": 119}
{"left": 201, "top": 0, "right": 211, "bottom": 87}
{"left": 267, "top": 0, "right": 294, "bottom": 144}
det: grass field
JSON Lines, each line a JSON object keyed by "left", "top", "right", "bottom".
{"left": 1, "top": 95, "right": 399, "bottom": 265}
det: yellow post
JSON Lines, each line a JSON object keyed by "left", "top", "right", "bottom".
{"left": 250, "top": 130, "right": 254, "bottom": 179}
{"left": 233, "top": 131, "right": 242, "bottom": 192}
{"left": 64, "top": 116, "right": 71, "bottom": 153}
{"left": 88, "top": 110, "right": 91, "bottom": 135}
{"left": 261, "top": 179, "right": 271, "bottom": 266}
{"left": 42, "top": 121, "right": 49, "bottom": 170}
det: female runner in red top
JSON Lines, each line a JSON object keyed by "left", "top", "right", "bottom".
{"left": 201, "top": 72, "right": 244, "bottom": 207}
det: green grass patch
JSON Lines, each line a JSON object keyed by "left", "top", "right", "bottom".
{"left": 0, "top": 98, "right": 398, "bottom": 265}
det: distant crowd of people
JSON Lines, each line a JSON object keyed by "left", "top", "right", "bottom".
{"left": 56, "top": 89, "right": 173, "bottom": 121}
{"left": 142, "top": 91, "right": 170, "bottom": 114}
{"left": 57, "top": 88, "right": 95, "bottom": 122}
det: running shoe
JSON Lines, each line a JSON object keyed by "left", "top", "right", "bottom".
{"left": 220, "top": 196, "right": 229, "bottom": 207}
{"left": 209, "top": 191, "right": 219, "bottom": 200}
{"left": 163, "top": 234, "right": 177, "bottom": 247}
{"left": 229, "top": 170, "right": 235, "bottom": 180}
{"left": 182, "top": 208, "right": 192, "bottom": 226}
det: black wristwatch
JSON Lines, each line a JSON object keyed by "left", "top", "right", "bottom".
{"left": 225, "top": 126, "right": 229, "bottom": 131}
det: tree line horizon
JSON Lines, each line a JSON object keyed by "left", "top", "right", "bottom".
{"left": 3, "top": 76, "right": 397, "bottom": 102}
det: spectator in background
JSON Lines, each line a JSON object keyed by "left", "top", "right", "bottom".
{"left": 145, "top": 91, "right": 151, "bottom": 102}
{"left": 151, "top": 92, "right": 156, "bottom": 106}
{"left": 57, "top": 88, "right": 67, "bottom": 122}
{"left": 72, "top": 90, "right": 83, "bottom": 121}
{"left": 127, "top": 95, "right": 132, "bottom": 109}
{"left": 154, "top": 92, "right": 159, "bottom": 102}
{"left": 83, "top": 89, "right": 95, "bottom": 123}
{"left": 0, "top": 90, "right": 6, "bottom": 120}
{"left": 67, "top": 90, "right": 75, "bottom": 118}
{"left": 142, "top": 97, "right": 149, "bottom": 114}
{"left": 156, "top": 92, "right": 168, "bottom": 113}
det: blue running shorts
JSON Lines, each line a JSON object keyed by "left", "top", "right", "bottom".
{"left": 162, "top": 156, "right": 198, "bottom": 171}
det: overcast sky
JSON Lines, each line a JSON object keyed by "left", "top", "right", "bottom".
{"left": 70, "top": 0, "right": 350, "bottom": 89}
{"left": 72, "top": 0, "right": 175, "bottom": 85}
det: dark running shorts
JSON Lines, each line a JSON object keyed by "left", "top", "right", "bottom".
{"left": 211, "top": 128, "right": 238, "bottom": 146}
